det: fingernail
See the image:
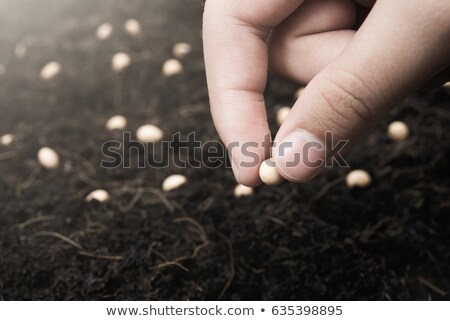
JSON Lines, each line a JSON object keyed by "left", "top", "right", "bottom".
{"left": 274, "top": 129, "right": 325, "bottom": 181}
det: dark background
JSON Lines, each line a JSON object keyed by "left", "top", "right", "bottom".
{"left": 0, "top": 0, "right": 449, "bottom": 300}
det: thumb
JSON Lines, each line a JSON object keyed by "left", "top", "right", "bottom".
{"left": 273, "top": 0, "right": 450, "bottom": 182}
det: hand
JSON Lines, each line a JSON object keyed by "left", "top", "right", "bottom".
{"left": 203, "top": 0, "right": 450, "bottom": 186}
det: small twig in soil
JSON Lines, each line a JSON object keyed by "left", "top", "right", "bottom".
{"left": 30, "top": 231, "right": 123, "bottom": 261}
{"left": 117, "top": 187, "right": 144, "bottom": 212}
{"left": 77, "top": 250, "right": 123, "bottom": 261}
{"left": 0, "top": 150, "right": 16, "bottom": 161}
{"left": 218, "top": 235, "right": 235, "bottom": 300}
{"left": 313, "top": 176, "right": 345, "bottom": 201}
{"left": 58, "top": 147, "right": 96, "bottom": 176}
{"left": 15, "top": 164, "right": 41, "bottom": 194}
{"left": 31, "top": 231, "right": 84, "bottom": 250}
{"left": 149, "top": 217, "right": 209, "bottom": 272}
{"left": 143, "top": 187, "right": 174, "bottom": 213}
{"left": 14, "top": 215, "right": 56, "bottom": 229}
{"left": 417, "top": 276, "right": 447, "bottom": 297}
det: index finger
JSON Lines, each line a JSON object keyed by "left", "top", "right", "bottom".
{"left": 203, "top": 0, "right": 303, "bottom": 186}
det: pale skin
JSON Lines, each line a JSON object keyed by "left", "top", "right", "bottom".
{"left": 203, "top": 0, "right": 450, "bottom": 186}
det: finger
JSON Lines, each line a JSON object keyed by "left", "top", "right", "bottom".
{"left": 270, "top": 0, "right": 356, "bottom": 83}
{"left": 270, "top": 30, "right": 355, "bottom": 83}
{"left": 203, "top": 0, "right": 303, "bottom": 186}
{"left": 273, "top": 0, "right": 450, "bottom": 181}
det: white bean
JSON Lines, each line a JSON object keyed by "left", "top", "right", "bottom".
{"left": 38, "top": 147, "right": 60, "bottom": 169}
{"left": 40, "top": 62, "right": 61, "bottom": 80}
{"left": 86, "top": 189, "right": 110, "bottom": 202}
{"left": 162, "top": 174, "right": 187, "bottom": 192}
{"left": 0, "top": 134, "right": 14, "bottom": 146}
{"left": 136, "top": 124, "right": 163, "bottom": 143}
{"left": 387, "top": 121, "right": 409, "bottom": 141}
{"left": 259, "top": 159, "right": 284, "bottom": 186}
{"left": 172, "top": 43, "right": 191, "bottom": 58}
{"left": 234, "top": 184, "right": 254, "bottom": 197}
{"left": 106, "top": 115, "right": 127, "bottom": 131}
{"left": 346, "top": 169, "right": 372, "bottom": 188}
{"left": 112, "top": 53, "right": 131, "bottom": 72}
{"left": 162, "top": 59, "right": 183, "bottom": 77}
{"left": 276, "top": 107, "right": 290, "bottom": 126}
{"left": 124, "top": 19, "right": 141, "bottom": 36}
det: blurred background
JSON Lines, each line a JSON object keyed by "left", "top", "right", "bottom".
{"left": 0, "top": 0, "right": 449, "bottom": 300}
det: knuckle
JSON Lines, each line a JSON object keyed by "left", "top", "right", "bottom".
{"left": 317, "top": 68, "right": 379, "bottom": 134}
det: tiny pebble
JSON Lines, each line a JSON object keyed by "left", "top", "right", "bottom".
{"left": 112, "top": 52, "right": 131, "bottom": 72}
{"left": 40, "top": 62, "right": 61, "bottom": 80}
{"left": 276, "top": 106, "right": 291, "bottom": 126}
{"left": 0, "top": 133, "right": 14, "bottom": 146}
{"left": 387, "top": 121, "right": 409, "bottom": 141}
{"left": 259, "top": 159, "right": 284, "bottom": 186}
{"left": 294, "top": 87, "right": 304, "bottom": 99}
{"left": 106, "top": 115, "right": 127, "bottom": 131}
{"left": 172, "top": 42, "right": 192, "bottom": 58}
{"left": 346, "top": 169, "right": 372, "bottom": 188}
{"left": 162, "top": 59, "right": 183, "bottom": 77}
{"left": 37, "top": 147, "right": 60, "bottom": 169}
{"left": 136, "top": 124, "right": 163, "bottom": 143}
{"left": 162, "top": 174, "right": 187, "bottom": 192}
{"left": 15, "top": 43, "right": 27, "bottom": 58}
{"left": 96, "top": 23, "right": 113, "bottom": 40}
{"left": 124, "top": 19, "right": 141, "bottom": 36}
{"left": 234, "top": 184, "right": 254, "bottom": 197}
{"left": 85, "top": 189, "right": 110, "bottom": 203}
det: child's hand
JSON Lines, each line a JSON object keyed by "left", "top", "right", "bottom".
{"left": 203, "top": 0, "right": 450, "bottom": 186}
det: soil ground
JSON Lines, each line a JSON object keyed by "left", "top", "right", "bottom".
{"left": 0, "top": 0, "right": 449, "bottom": 300}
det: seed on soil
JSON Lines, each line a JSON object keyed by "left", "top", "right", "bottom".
{"left": 96, "top": 23, "right": 113, "bottom": 40}
{"left": 136, "top": 124, "right": 163, "bottom": 143}
{"left": 112, "top": 52, "right": 131, "bottom": 72}
{"left": 162, "top": 59, "right": 183, "bottom": 77}
{"left": 15, "top": 43, "right": 27, "bottom": 58}
{"left": 0, "top": 133, "right": 14, "bottom": 146}
{"left": 85, "top": 189, "right": 110, "bottom": 203}
{"left": 162, "top": 174, "right": 187, "bottom": 192}
{"left": 37, "top": 147, "right": 60, "bottom": 169}
{"left": 234, "top": 184, "right": 254, "bottom": 197}
{"left": 124, "top": 19, "right": 141, "bottom": 36}
{"left": 259, "top": 159, "right": 284, "bottom": 186}
{"left": 40, "top": 62, "right": 61, "bottom": 80}
{"left": 346, "top": 169, "right": 372, "bottom": 188}
{"left": 172, "top": 42, "right": 191, "bottom": 58}
{"left": 106, "top": 115, "right": 127, "bottom": 131}
{"left": 294, "top": 87, "right": 304, "bottom": 99}
{"left": 276, "top": 106, "right": 291, "bottom": 126}
{"left": 387, "top": 121, "right": 409, "bottom": 141}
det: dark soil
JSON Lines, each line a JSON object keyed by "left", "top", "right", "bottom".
{"left": 0, "top": 0, "right": 449, "bottom": 300}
